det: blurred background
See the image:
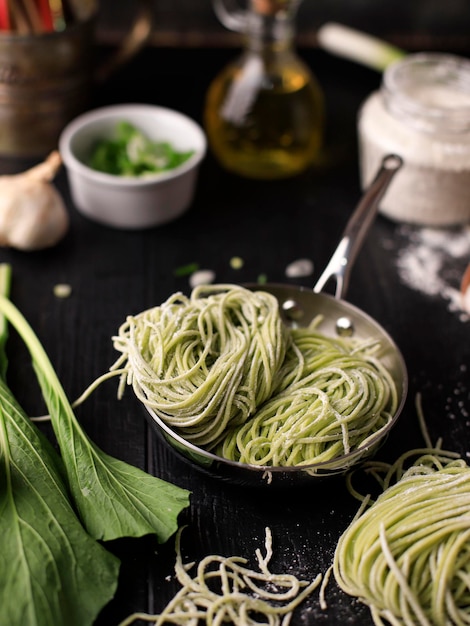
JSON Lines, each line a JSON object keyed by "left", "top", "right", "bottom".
{"left": 97, "top": 0, "right": 470, "bottom": 53}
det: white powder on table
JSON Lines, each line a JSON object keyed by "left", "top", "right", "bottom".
{"left": 189, "top": 269, "right": 216, "bottom": 288}
{"left": 392, "top": 224, "right": 470, "bottom": 322}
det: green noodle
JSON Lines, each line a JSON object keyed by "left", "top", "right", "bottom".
{"left": 218, "top": 326, "right": 398, "bottom": 466}
{"left": 111, "top": 285, "right": 288, "bottom": 447}
{"left": 119, "top": 527, "right": 321, "bottom": 626}
{"left": 333, "top": 451, "right": 470, "bottom": 626}
{"left": 112, "top": 284, "right": 398, "bottom": 465}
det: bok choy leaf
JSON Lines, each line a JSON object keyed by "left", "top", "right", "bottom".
{"left": 0, "top": 273, "right": 190, "bottom": 544}
{"left": 0, "top": 264, "right": 120, "bottom": 626}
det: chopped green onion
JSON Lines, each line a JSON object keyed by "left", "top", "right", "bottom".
{"left": 173, "top": 262, "right": 200, "bottom": 277}
{"left": 317, "top": 22, "right": 405, "bottom": 72}
{"left": 230, "top": 256, "right": 244, "bottom": 270}
{"left": 53, "top": 283, "right": 72, "bottom": 298}
{"left": 88, "top": 121, "right": 195, "bottom": 177}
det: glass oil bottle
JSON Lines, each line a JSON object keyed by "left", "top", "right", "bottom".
{"left": 204, "top": 0, "right": 325, "bottom": 180}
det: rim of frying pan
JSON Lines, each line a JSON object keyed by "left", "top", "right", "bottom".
{"left": 143, "top": 286, "right": 409, "bottom": 477}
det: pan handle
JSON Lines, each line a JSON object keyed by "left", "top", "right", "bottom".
{"left": 314, "top": 154, "right": 403, "bottom": 299}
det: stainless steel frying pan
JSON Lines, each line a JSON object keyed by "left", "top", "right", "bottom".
{"left": 144, "top": 154, "right": 408, "bottom": 486}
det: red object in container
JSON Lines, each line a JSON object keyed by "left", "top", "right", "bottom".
{"left": 35, "top": 0, "right": 54, "bottom": 31}
{"left": 0, "top": 0, "right": 11, "bottom": 30}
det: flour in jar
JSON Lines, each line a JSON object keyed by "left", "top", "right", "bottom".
{"left": 391, "top": 224, "right": 470, "bottom": 321}
{"left": 358, "top": 54, "right": 470, "bottom": 225}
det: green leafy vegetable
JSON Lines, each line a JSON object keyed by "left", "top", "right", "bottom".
{"left": 0, "top": 263, "right": 190, "bottom": 625}
{"left": 0, "top": 288, "right": 190, "bottom": 543}
{"left": 0, "top": 265, "right": 120, "bottom": 626}
{"left": 88, "top": 121, "right": 195, "bottom": 177}
{"left": 0, "top": 381, "right": 120, "bottom": 626}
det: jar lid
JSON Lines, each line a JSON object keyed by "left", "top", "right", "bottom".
{"left": 383, "top": 53, "right": 470, "bottom": 134}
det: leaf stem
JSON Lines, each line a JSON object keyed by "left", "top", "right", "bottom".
{"left": 0, "top": 264, "right": 11, "bottom": 377}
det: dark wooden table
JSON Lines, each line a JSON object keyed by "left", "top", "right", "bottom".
{"left": 2, "top": 46, "right": 469, "bottom": 625}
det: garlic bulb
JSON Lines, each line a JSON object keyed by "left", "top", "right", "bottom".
{"left": 0, "top": 151, "right": 69, "bottom": 251}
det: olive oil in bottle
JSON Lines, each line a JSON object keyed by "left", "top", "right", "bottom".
{"left": 204, "top": 0, "right": 325, "bottom": 180}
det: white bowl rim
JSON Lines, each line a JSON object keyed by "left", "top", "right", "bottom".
{"left": 59, "top": 103, "right": 207, "bottom": 187}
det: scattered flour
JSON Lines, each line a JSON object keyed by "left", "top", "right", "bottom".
{"left": 394, "top": 224, "right": 470, "bottom": 321}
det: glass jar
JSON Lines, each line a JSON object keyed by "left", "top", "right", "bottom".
{"left": 358, "top": 53, "right": 470, "bottom": 226}
{"left": 204, "top": 0, "right": 324, "bottom": 180}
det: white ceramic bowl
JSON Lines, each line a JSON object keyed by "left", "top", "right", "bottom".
{"left": 59, "top": 104, "right": 207, "bottom": 229}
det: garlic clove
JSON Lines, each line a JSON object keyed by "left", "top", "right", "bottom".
{"left": 22, "top": 150, "right": 63, "bottom": 183}
{"left": 0, "top": 151, "right": 69, "bottom": 251}
{"left": 0, "top": 178, "right": 69, "bottom": 251}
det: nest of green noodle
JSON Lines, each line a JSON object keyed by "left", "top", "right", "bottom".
{"left": 112, "top": 284, "right": 398, "bottom": 466}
